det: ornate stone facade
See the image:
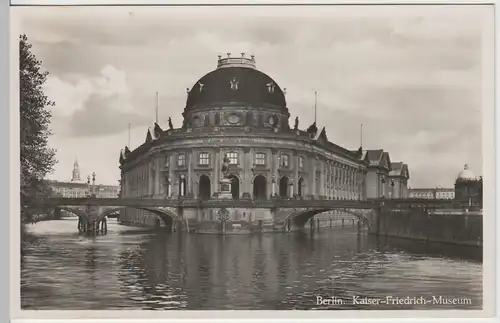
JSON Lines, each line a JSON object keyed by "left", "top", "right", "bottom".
{"left": 118, "top": 54, "right": 375, "bottom": 230}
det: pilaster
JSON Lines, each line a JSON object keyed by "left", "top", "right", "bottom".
{"left": 188, "top": 149, "right": 194, "bottom": 196}
{"left": 214, "top": 147, "right": 220, "bottom": 194}
{"left": 169, "top": 155, "right": 176, "bottom": 197}
{"left": 311, "top": 155, "right": 317, "bottom": 196}
{"left": 271, "top": 148, "right": 278, "bottom": 196}
{"left": 293, "top": 151, "right": 299, "bottom": 195}
{"left": 320, "top": 159, "right": 325, "bottom": 197}
{"left": 155, "top": 156, "right": 161, "bottom": 197}
{"left": 243, "top": 147, "right": 251, "bottom": 195}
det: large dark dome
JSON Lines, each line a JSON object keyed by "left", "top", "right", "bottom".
{"left": 184, "top": 55, "right": 287, "bottom": 114}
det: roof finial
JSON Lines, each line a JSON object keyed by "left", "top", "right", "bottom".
{"left": 241, "top": 52, "right": 245, "bottom": 58}
{"left": 314, "top": 90, "right": 317, "bottom": 124}
{"left": 155, "top": 91, "right": 159, "bottom": 124}
{"left": 218, "top": 55, "right": 222, "bottom": 60}
{"left": 251, "top": 54, "right": 255, "bottom": 60}
{"left": 227, "top": 53, "right": 231, "bottom": 58}
{"left": 464, "top": 164, "right": 468, "bottom": 170}
{"left": 360, "top": 123, "right": 363, "bottom": 149}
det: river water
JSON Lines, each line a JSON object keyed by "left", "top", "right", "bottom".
{"left": 21, "top": 218, "right": 482, "bottom": 310}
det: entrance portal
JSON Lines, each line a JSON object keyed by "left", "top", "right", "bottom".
{"left": 279, "top": 176, "right": 289, "bottom": 198}
{"left": 198, "top": 175, "right": 211, "bottom": 200}
{"left": 253, "top": 175, "right": 267, "bottom": 200}
{"left": 228, "top": 175, "right": 240, "bottom": 199}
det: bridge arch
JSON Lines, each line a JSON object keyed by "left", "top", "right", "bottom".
{"left": 284, "top": 208, "right": 370, "bottom": 230}
{"left": 58, "top": 207, "right": 89, "bottom": 220}
{"left": 96, "top": 207, "right": 179, "bottom": 228}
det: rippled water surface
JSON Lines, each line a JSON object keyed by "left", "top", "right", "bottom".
{"left": 21, "top": 218, "right": 482, "bottom": 310}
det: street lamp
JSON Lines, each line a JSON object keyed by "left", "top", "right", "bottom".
{"left": 390, "top": 179, "right": 395, "bottom": 199}
{"left": 381, "top": 177, "right": 386, "bottom": 198}
{"left": 87, "top": 175, "right": 91, "bottom": 197}
{"left": 92, "top": 172, "right": 96, "bottom": 196}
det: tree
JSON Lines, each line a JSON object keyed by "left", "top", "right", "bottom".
{"left": 19, "top": 34, "right": 57, "bottom": 223}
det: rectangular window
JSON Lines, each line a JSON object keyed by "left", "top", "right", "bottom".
{"left": 280, "top": 154, "right": 289, "bottom": 167}
{"left": 177, "top": 153, "right": 186, "bottom": 166}
{"left": 299, "top": 156, "right": 304, "bottom": 168}
{"left": 199, "top": 152, "right": 210, "bottom": 165}
{"left": 227, "top": 152, "right": 238, "bottom": 165}
{"left": 255, "top": 153, "right": 266, "bottom": 165}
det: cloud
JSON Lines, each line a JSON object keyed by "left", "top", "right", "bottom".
{"left": 44, "top": 65, "right": 151, "bottom": 137}
{"left": 18, "top": 5, "right": 489, "bottom": 186}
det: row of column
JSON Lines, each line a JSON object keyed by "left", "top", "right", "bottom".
{"left": 123, "top": 162, "right": 150, "bottom": 197}
{"left": 327, "top": 161, "right": 363, "bottom": 200}
{"left": 307, "top": 158, "right": 364, "bottom": 200}
{"left": 122, "top": 150, "right": 366, "bottom": 200}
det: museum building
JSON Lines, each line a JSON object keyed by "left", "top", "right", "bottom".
{"left": 118, "top": 54, "right": 408, "bottom": 229}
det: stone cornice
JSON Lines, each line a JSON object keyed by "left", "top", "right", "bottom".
{"left": 123, "top": 134, "right": 365, "bottom": 170}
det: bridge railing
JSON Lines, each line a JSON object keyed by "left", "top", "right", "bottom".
{"left": 40, "top": 196, "right": 378, "bottom": 209}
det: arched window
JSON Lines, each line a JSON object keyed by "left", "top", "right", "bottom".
{"left": 253, "top": 175, "right": 267, "bottom": 200}
{"left": 280, "top": 154, "right": 289, "bottom": 167}
{"left": 299, "top": 156, "right": 305, "bottom": 168}
{"left": 177, "top": 153, "right": 186, "bottom": 167}
{"left": 255, "top": 153, "right": 266, "bottom": 165}
{"left": 198, "top": 175, "right": 211, "bottom": 200}
{"left": 227, "top": 152, "right": 239, "bottom": 165}
{"left": 198, "top": 152, "right": 210, "bottom": 165}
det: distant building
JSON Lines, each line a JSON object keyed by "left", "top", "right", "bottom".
{"left": 454, "top": 164, "right": 482, "bottom": 207}
{"left": 47, "top": 159, "right": 120, "bottom": 198}
{"left": 70, "top": 159, "right": 83, "bottom": 183}
{"left": 408, "top": 164, "right": 482, "bottom": 206}
{"left": 362, "top": 150, "right": 410, "bottom": 199}
{"left": 436, "top": 188, "right": 455, "bottom": 199}
{"left": 408, "top": 188, "right": 454, "bottom": 200}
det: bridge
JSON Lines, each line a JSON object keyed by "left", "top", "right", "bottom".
{"left": 38, "top": 196, "right": 459, "bottom": 235}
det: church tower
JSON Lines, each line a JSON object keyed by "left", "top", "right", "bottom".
{"left": 71, "top": 159, "right": 82, "bottom": 182}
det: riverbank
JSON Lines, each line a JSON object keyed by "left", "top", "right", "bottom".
{"left": 367, "top": 208, "right": 483, "bottom": 247}
{"left": 21, "top": 225, "right": 40, "bottom": 257}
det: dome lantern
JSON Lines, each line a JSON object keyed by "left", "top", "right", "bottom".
{"left": 217, "top": 52, "right": 256, "bottom": 69}
{"left": 457, "top": 164, "right": 476, "bottom": 181}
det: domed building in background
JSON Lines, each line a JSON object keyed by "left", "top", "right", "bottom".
{"left": 117, "top": 54, "right": 409, "bottom": 231}
{"left": 455, "top": 164, "right": 483, "bottom": 207}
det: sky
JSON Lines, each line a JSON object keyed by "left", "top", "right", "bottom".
{"left": 14, "top": 5, "right": 491, "bottom": 187}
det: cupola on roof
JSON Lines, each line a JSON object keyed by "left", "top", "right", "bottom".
{"left": 184, "top": 53, "right": 288, "bottom": 114}
{"left": 457, "top": 164, "right": 476, "bottom": 181}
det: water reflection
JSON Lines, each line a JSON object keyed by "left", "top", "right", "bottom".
{"left": 21, "top": 219, "right": 482, "bottom": 310}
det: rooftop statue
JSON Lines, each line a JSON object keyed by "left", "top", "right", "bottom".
{"left": 168, "top": 117, "right": 173, "bottom": 130}
{"left": 307, "top": 122, "right": 318, "bottom": 135}
{"left": 221, "top": 154, "right": 231, "bottom": 178}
